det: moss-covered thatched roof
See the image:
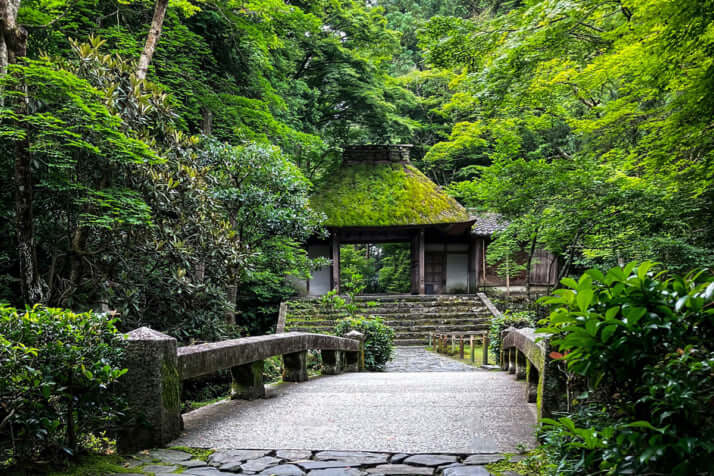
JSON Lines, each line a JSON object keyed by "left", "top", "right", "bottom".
{"left": 311, "top": 162, "right": 471, "bottom": 227}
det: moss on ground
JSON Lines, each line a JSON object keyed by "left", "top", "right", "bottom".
{"left": 486, "top": 448, "right": 550, "bottom": 475}
{"left": 310, "top": 162, "right": 470, "bottom": 226}
{"left": 184, "top": 395, "right": 229, "bottom": 411}
{"left": 43, "top": 454, "right": 135, "bottom": 476}
{"left": 168, "top": 446, "right": 214, "bottom": 461}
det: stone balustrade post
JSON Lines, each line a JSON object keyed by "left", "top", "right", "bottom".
{"left": 283, "top": 350, "right": 309, "bottom": 382}
{"left": 482, "top": 334, "right": 489, "bottom": 366}
{"left": 321, "top": 350, "right": 344, "bottom": 375}
{"left": 525, "top": 360, "right": 538, "bottom": 403}
{"left": 515, "top": 350, "right": 527, "bottom": 380}
{"left": 231, "top": 360, "right": 265, "bottom": 400}
{"left": 117, "top": 327, "right": 182, "bottom": 453}
{"left": 343, "top": 330, "right": 364, "bottom": 371}
{"left": 499, "top": 329, "right": 510, "bottom": 371}
{"left": 539, "top": 341, "right": 568, "bottom": 419}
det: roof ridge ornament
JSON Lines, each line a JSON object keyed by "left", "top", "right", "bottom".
{"left": 343, "top": 144, "right": 413, "bottom": 163}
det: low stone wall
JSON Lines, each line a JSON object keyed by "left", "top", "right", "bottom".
{"left": 118, "top": 329, "right": 364, "bottom": 453}
{"left": 500, "top": 327, "right": 566, "bottom": 420}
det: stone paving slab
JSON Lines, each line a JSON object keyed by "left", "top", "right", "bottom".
{"left": 172, "top": 371, "right": 537, "bottom": 453}
{"left": 114, "top": 449, "right": 527, "bottom": 476}
{"left": 385, "top": 347, "right": 478, "bottom": 372}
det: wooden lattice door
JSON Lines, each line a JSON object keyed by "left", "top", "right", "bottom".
{"left": 425, "top": 252, "right": 445, "bottom": 294}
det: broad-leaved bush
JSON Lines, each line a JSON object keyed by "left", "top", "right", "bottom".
{"left": 335, "top": 317, "right": 395, "bottom": 371}
{"left": 0, "top": 305, "right": 127, "bottom": 466}
{"left": 538, "top": 262, "right": 714, "bottom": 475}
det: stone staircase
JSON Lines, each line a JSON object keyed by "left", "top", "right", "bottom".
{"left": 281, "top": 294, "right": 494, "bottom": 346}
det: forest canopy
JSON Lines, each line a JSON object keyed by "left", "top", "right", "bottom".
{"left": 0, "top": 0, "right": 712, "bottom": 337}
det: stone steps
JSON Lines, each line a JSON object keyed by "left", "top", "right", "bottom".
{"left": 287, "top": 311, "right": 488, "bottom": 322}
{"left": 291, "top": 318, "right": 489, "bottom": 328}
{"left": 284, "top": 294, "right": 495, "bottom": 345}
{"left": 290, "top": 306, "right": 488, "bottom": 318}
{"left": 291, "top": 323, "right": 490, "bottom": 336}
{"left": 394, "top": 338, "right": 427, "bottom": 346}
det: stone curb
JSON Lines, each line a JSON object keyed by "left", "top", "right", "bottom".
{"left": 112, "top": 448, "right": 525, "bottom": 476}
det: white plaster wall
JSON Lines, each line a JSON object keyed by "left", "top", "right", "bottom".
{"left": 308, "top": 244, "right": 332, "bottom": 296}
{"left": 446, "top": 253, "right": 469, "bottom": 293}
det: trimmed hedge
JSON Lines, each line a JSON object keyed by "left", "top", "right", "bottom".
{"left": 0, "top": 305, "right": 127, "bottom": 465}
{"left": 335, "top": 316, "right": 395, "bottom": 371}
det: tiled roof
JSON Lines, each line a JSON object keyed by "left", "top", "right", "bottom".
{"left": 470, "top": 212, "right": 509, "bottom": 236}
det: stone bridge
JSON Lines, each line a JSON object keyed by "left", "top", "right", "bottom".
{"left": 117, "top": 327, "right": 564, "bottom": 469}
{"left": 500, "top": 327, "right": 567, "bottom": 420}
{"left": 118, "top": 329, "right": 365, "bottom": 452}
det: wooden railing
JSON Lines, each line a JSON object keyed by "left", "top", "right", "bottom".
{"left": 430, "top": 331, "right": 490, "bottom": 365}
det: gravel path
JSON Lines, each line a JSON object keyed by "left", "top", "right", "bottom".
{"left": 172, "top": 370, "right": 537, "bottom": 454}
{"left": 385, "top": 347, "right": 477, "bottom": 372}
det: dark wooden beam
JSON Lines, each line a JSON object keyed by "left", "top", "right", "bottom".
{"left": 331, "top": 231, "right": 340, "bottom": 293}
{"left": 469, "top": 236, "right": 481, "bottom": 292}
{"left": 418, "top": 229, "right": 425, "bottom": 295}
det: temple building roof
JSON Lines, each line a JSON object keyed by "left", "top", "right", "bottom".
{"left": 470, "top": 212, "right": 509, "bottom": 237}
{"left": 310, "top": 145, "right": 471, "bottom": 228}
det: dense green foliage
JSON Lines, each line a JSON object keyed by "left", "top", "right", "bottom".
{"left": 0, "top": 305, "right": 126, "bottom": 465}
{"left": 538, "top": 263, "right": 714, "bottom": 474}
{"left": 1, "top": 0, "right": 420, "bottom": 341}
{"left": 488, "top": 309, "right": 534, "bottom": 358}
{"left": 0, "top": 36, "right": 323, "bottom": 340}
{"left": 418, "top": 0, "right": 714, "bottom": 275}
{"left": 335, "top": 316, "right": 395, "bottom": 371}
{"left": 4, "top": 0, "right": 713, "bottom": 333}
{"left": 340, "top": 244, "right": 411, "bottom": 295}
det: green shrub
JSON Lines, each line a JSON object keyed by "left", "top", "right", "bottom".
{"left": 264, "top": 355, "right": 284, "bottom": 383}
{"left": 538, "top": 262, "right": 714, "bottom": 475}
{"left": 488, "top": 310, "right": 535, "bottom": 357}
{"left": 335, "top": 316, "right": 395, "bottom": 371}
{"left": 0, "top": 305, "right": 127, "bottom": 466}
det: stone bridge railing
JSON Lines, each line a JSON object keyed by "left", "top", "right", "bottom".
{"left": 500, "top": 327, "right": 566, "bottom": 420}
{"left": 118, "top": 328, "right": 365, "bottom": 453}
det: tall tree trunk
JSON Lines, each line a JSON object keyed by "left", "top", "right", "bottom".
{"left": 136, "top": 0, "right": 169, "bottom": 81}
{"left": 0, "top": 0, "right": 22, "bottom": 73}
{"left": 201, "top": 107, "right": 212, "bottom": 134}
{"left": 525, "top": 231, "right": 538, "bottom": 300}
{"left": 2, "top": 0, "right": 45, "bottom": 304}
{"left": 505, "top": 254, "right": 510, "bottom": 299}
{"left": 14, "top": 115, "right": 45, "bottom": 304}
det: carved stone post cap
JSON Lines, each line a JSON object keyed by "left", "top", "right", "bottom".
{"left": 344, "top": 330, "right": 365, "bottom": 341}
{"left": 125, "top": 326, "right": 175, "bottom": 341}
